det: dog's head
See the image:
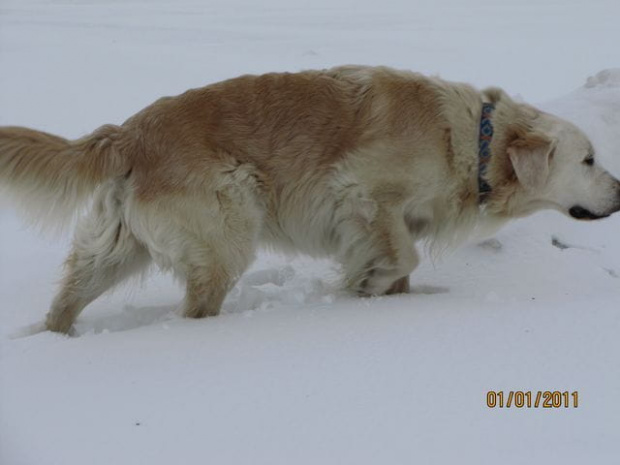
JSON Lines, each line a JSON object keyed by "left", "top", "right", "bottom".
{"left": 499, "top": 112, "right": 620, "bottom": 221}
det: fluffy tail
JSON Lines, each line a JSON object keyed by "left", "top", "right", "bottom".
{"left": 0, "top": 124, "right": 128, "bottom": 227}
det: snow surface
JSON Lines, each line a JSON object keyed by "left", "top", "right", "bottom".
{"left": 1, "top": 1, "right": 620, "bottom": 464}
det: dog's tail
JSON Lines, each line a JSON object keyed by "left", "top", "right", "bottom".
{"left": 0, "top": 124, "right": 129, "bottom": 228}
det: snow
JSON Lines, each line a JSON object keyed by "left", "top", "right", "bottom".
{"left": 1, "top": 1, "right": 620, "bottom": 464}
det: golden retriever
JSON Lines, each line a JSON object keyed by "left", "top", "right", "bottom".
{"left": 1, "top": 65, "right": 619, "bottom": 333}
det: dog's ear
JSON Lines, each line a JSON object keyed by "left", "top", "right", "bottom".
{"left": 507, "top": 131, "right": 555, "bottom": 190}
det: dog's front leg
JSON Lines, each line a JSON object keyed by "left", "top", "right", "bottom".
{"left": 339, "top": 205, "right": 419, "bottom": 296}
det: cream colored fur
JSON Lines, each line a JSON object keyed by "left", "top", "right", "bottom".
{"left": 1, "top": 65, "right": 619, "bottom": 334}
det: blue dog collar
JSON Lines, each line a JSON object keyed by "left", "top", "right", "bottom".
{"left": 478, "top": 102, "right": 495, "bottom": 202}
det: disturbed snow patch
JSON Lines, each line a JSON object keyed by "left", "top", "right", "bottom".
{"left": 585, "top": 69, "right": 620, "bottom": 89}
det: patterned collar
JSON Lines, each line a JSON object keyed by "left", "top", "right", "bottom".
{"left": 478, "top": 102, "right": 495, "bottom": 203}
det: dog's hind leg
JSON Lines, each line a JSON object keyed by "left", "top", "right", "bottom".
{"left": 180, "top": 184, "right": 261, "bottom": 319}
{"left": 182, "top": 245, "right": 251, "bottom": 319}
{"left": 45, "top": 182, "right": 151, "bottom": 334}
{"left": 139, "top": 165, "right": 263, "bottom": 320}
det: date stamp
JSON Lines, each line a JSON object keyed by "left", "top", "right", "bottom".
{"left": 486, "top": 391, "right": 579, "bottom": 408}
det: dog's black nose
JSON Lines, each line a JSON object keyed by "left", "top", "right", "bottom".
{"left": 569, "top": 206, "right": 609, "bottom": 220}
{"left": 569, "top": 206, "right": 589, "bottom": 219}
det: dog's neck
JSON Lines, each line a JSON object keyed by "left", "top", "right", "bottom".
{"left": 478, "top": 102, "right": 495, "bottom": 203}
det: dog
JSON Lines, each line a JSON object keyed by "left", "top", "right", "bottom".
{"left": 2, "top": 65, "right": 619, "bottom": 334}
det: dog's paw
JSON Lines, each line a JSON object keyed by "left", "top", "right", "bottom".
{"left": 356, "top": 267, "right": 409, "bottom": 296}
{"left": 385, "top": 276, "right": 410, "bottom": 295}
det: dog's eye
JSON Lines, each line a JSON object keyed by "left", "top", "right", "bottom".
{"left": 583, "top": 156, "right": 594, "bottom": 166}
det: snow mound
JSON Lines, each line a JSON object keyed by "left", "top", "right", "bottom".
{"left": 224, "top": 264, "right": 338, "bottom": 314}
{"left": 585, "top": 68, "right": 620, "bottom": 89}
